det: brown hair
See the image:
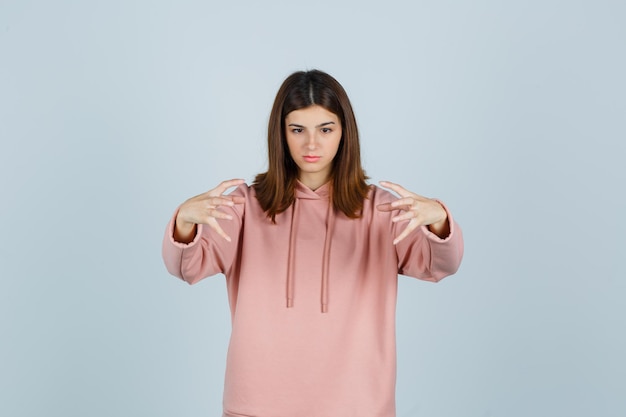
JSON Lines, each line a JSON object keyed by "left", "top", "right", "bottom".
{"left": 253, "top": 69, "right": 369, "bottom": 222}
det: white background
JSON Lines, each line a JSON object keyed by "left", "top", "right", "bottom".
{"left": 1, "top": 1, "right": 625, "bottom": 416}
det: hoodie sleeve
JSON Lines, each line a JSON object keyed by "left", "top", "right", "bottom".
{"left": 394, "top": 199, "right": 464, "bottom": 282}
{"left": 161, "top": 185, "right": 246, "bottom": 285}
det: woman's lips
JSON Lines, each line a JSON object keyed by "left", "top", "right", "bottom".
{"left": 303, "top": 156, "right": 321, "bottom": 163}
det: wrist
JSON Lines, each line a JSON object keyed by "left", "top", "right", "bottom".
{"left": 427, "top": 201, "right": 450, "bottom": 238}
{"left": 428, "top": 219, "right": 448, "bottom": 237}
{"left": 174, "top": 216, "right": 197, "bottom": 244}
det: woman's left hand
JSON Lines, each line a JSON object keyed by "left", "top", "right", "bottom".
{"left": 377, "top": 180, "right": 450, "bottom": 244}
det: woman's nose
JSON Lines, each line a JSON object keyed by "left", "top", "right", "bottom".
{"left": 306, "top": 134, "right": 318, "bottom": 150}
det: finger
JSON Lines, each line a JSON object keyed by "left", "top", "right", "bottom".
{"left": 208, "top": 219, "right": 232, "bottom": 242}
{"left": 376, "top": 202, "right": 395, "bottom": 212}
{"left": 212, "top": 178, "right": 246, "bottom": 196}
{"left": 390, "top": 197, "right": 417, "bottom": 209}
{"left": 393, "top": 222, "right": 417, "bottom": 245}
{"left": 379, "top": 181, "right": 412, "bottom": 198}
{"left": 206, "top": 197, "right": 234, "bottom": 207}
{"left": 209, "top": 196, "right": 242, "bottom": 207}
{"left": 207, "top": 208, "right": 234, "bottom": 221}
{"left": 391, "top": 210, "right": 417, "bottom": 223}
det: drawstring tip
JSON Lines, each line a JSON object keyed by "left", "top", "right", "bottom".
{"left": 322, "top": 304, "right": 328, "bottom": 313}
{"left": 287, "top": 299, "right": 293, "bottom": 308}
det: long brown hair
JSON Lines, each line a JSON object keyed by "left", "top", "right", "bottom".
{"left": 253, "top": 70, "right": 369, "bottom": 222}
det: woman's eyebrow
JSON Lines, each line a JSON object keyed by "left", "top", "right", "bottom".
{"left": 287, "top": 121, "right": 336, "bottom": 128}
{"left": 317, "top": 121, "right": 336, "bottom": 128}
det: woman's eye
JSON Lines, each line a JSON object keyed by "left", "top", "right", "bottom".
{"left": 291, "top": 128, "right": 303, "bottom": 133}
{"left": 321, "top": 128, "right": 332, "bottom": 133}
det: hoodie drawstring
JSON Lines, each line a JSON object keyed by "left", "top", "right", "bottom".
{"left": 320, "top": 202, "right": 335, "bottom": 313}
{"left": 286, "top": 200, "right": 298, "bottom": 309}
{"left": 285, "top": 189, "right": 335, "bottom": 313}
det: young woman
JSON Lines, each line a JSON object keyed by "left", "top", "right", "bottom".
{"left": 162, "top": 70, "right": 464, "bottom": 417}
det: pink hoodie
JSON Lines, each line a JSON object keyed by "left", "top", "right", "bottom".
{"left": 162, "top": 182, "right": 463, "bottom": 417}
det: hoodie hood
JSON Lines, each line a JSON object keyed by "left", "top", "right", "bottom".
{"left": 286, "top": 181, "right": 335, "bottom": 313}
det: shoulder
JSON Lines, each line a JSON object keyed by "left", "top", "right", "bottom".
{"left": 365, "top": 184, "right": 397, "bottom": 206}
{"left": 228, "top": 182, "right": 254, "bottom": 198}
{"left": 228, "top": 182, "right": 269, "bottom": 218}
{"left": 357, "top": 184, "right": 398, "bottom": 223}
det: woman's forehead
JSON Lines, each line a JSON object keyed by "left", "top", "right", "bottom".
{"left": 285, "top": 105, "right": 339, "bottom": 125}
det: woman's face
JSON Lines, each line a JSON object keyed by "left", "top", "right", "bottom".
{"left": 285, "top": 105, "right": 342, "bottom": 190}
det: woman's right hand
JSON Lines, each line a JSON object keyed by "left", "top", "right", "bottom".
{"left": 174, "top": 179, "right": 246, "bottom": 243}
